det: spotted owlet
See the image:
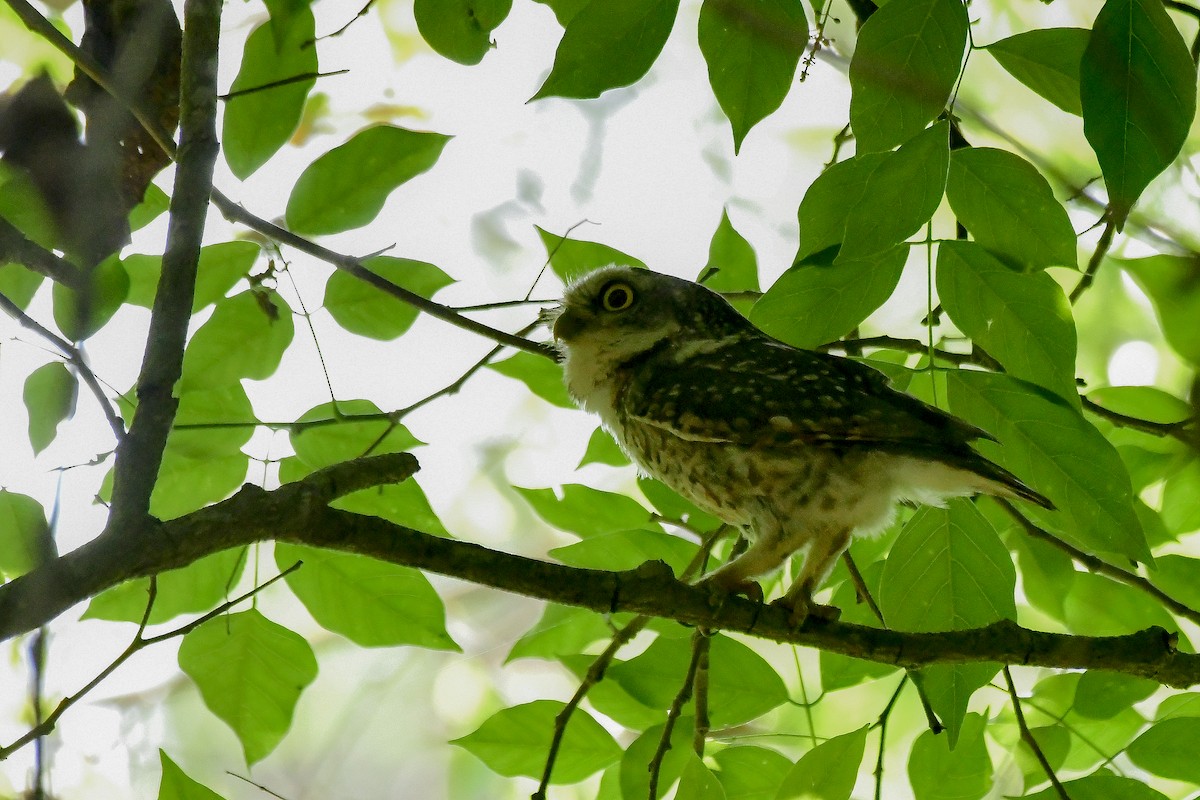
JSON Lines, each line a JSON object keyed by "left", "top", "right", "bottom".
{"left": 548, "top": 265, "right": 1053, "bottom": 622}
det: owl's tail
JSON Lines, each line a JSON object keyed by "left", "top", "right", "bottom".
{"left": 965, "top": 456, "right": 1055, "bottom": 510}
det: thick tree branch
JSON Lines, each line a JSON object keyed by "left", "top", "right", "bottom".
{"left": 107, "top": 0, "right": 221, "bottom": 525}
{"left": 0, "top": 218, "right": 85, "bottom": 289}
{"left": 0, "top": 453, "right": 1196, "bottom": 688}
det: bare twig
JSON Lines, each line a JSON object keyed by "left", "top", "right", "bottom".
{"left": 1070, "top": 215, "right": 1116, "bottom": 304}
{"left": 1004, "top": 667, "right": 1072, "bottom": 800}
{"left": 219, "top": 69, "right": 349, "bottom": 100}
{"left": 648, "top": 628, "right": 708, "bottom": 799}
{"left": 691, "top": 632, "right": 712, "bottom": 756}
{"left": 1082, "top": 395, "right": 1195, "bottom": 446}
{"left": 872, "top": 676, "right": 908, "bottom": 800}
{"left": 0, "top": 218, "right": 84, "bottom": 288}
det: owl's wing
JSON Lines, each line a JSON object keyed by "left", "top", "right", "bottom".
{"left": 620, "top": 336, "right": 990, "bottom": 456}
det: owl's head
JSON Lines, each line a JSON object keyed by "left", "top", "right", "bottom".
{"left": 550, "top": 265, "right": 747, "bottom": 355}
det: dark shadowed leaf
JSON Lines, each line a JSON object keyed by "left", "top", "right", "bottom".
{"left": 414, "top": 0, "right": 512, "bottom": 65}
{"left": 323, "top": 256, "right": 453, "bottom": 340}
{"left": 531, "top": 0, "right": 680, "bottom": 100}
{"left": 848, "top": 0, "right": 967, "bottom": 153}
{"left": 946, "top": 148, "right": 1077, "bottom": 270}
{"left": 223, "top": 10, "right": 317, "bottom": 179}
{"left": 698, "top": 0, "right": 808, "bottom": 153}
{"left": 275, "top": 542, "right": 458, "bottom": 650}
{"left": 987, "top": 28, "right": 1088, "bottom": 115}
{"left": 285, "top": 125, "right": 451, "bottom": 235}
{"left": 453, "top": 701, "right": 620, "bottom": 782}
{"left": 1080, "top": 0, "right": 1195, "bottom": 228}
{"left": 178, "top": 609, "right": 318, "bottom": 765}
{"left": 23, "top": 361, "right": 77, "bottom": 454}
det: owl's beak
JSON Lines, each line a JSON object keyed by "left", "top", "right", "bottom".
{"left": 552, "top": 307, "right": 586, "bottom": 342}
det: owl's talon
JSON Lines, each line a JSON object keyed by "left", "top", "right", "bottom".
{"left": 698, "top": 576, "right": 763, "bottom": 608}
{"left": 772, "top": 595, "right": 840, "bottom": 627}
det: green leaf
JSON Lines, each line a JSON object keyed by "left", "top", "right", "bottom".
{"left": 536, "top": 226, "right": 647, "bottom": 282}
{"left": 550, "top": 528, "right": 696, "bottom": 573}
{"left": 937, "top": 241, "right": 1078, "bottom": 404}
{"left": 698, "top": 0, "right": 808, "bottom": 153}
{"left": 157, "top": 751, "right": 227, "bottom": 800}
{"left": 515, "top": 484, "right": 653, "bottom": 538}
{"left": 1156, "top": 691, "right": 1200, "bottom": 720}
{"left": 711, "top": 746, "right": 791, "bottom": 800}
{"left": 848, "top": 0, "right": 967, "bottom": 153}
{"left": 1087, "top": 385, "right": 1193, "bottom": 425}
{"left": 637, "top": 477, "right": 722, "bottom": 530}
{"left": 452, "top": 700, "right": 620, "bottom": 783}
{"left": 945, "top": 148, "right": 1077, "bottom": 270}
{"left": 1119, "top": 255, "right": 1200, "bottom": 367}
{"left": 533, "top": 0, "right": 591, "bottom": 26}
{"left": 880, "top": 502, "right": 1016, "bottom": 630}
{"left": 180, "top": 291, "right": 294, "bottom": 391}
{"left": 1011, "top": 533, "right": 1074, "bottom": 621}
{"left": 488, "top": 350, "right": 575, "bottom": 408}
{"left": 0, "top": 491, "right": 49, "bottom": 578}
{"left": 578, "top": 427, "right": 629, "bottom": 467}
{"left": 530, "top": 0, "right": 680, "bottom": 100}
{"left": 751, "top": 245, "right": 905, "bottom": 349}
{"left": 84, "top": 548, "right": 248, "bottom": 625}
{"left": 323, "top": 256, "right": 453, "bottom": 340}
{"left": 275, "top": 543, "right": 458, "bottom": 650}
{"left": 1063, "top": 572, "right": 1176, "bottom": 635}
{"left": 839, "top": 121, "right": 950, "bottom": 261}
{"left": 0, "top": 162, "right": 58, "bottom": 249}
{"left": 907, "top": 712, "right": 991, "bottom": 800}
{"left": 620, "top": 719, "right": 694, "bottom": 799}
{"left": 23, "top": 361, "right": 77, "bottom": 454}
{"left": 607, "top": 634, "right": 788, "bottom": 727}
{"left": 1024, "top": 774, "right": 1169, "bottom": 800}
{"left": 169, "top": 384, "right": 256, "bottom": 459}
{"left": 678, "top": 754, "right": 727, "bottom": 799}
{"left": 1127, "top": 717, "right": 1200, "bottom": 782}
{"left": 290, "top": 399, "right": 422, "bottom": 469}
{"left": 1149, "top": 553, "right": 1200, "bottom": 608}
{"left": 1080, "top": 0, "right": 1196, "bottom": 228}
{"left": 125, "top": 242, "right": 258, "bottom": 311}
{"left": 129, "top": 183, "right": 170, "bottom": 232}
{"left": 0, "top": 264, "right": 44, "bottom": 310}
{"left": 414, "top": 0, "right": 511, "bottom": 65}
{"left": 285, "top": 125, "right": 451, "bottom": 236}
{"left": 178, "top": 609, "right": 317, "bottom": 765}
{"left": 701, "top": 210, "right": 760, "bottom": 295}
{"left": 223, "top": 10, "right": 317, "bottom": 179}
{"left": 150, "top": 451, "right": 248, "bottom": 520}
{"left": 987, "top": 28, "right": 1088, "bottom": 116}
{"left": 52, "top": 254, "right": 129, "bottom": 341}
{"left": 947, "top": 371, "right": 1148, "bottom": 563}
{"left": 819, "top": 560, "right": 900, "bottom": 690}
{"left": 333, "top": 477, "right": 451, "bottom": 537}
{"left": 507, "top": 604, "right": 614, "bottom": 662}
{"left": 775, "top": 726, "right": 867, "bottom": 800}
{"left": 1073, "top": 671, "right": 1157, "bottom": 719}
{"left": 796, "top": 154, "right": 883, "bottom": 260}
{"left": 1162, "top": 459, "right": 1200, "bottom": 535}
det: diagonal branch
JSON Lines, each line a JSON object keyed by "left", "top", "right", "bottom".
{"left": 0, "top": 218, "right": 85, "bottom": 289}
{"left": 106, "top": 0, "right": 221, "bottom": 525}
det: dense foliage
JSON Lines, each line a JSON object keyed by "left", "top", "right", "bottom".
{"left": 1, "top": 0, "right": 1199, "bottom": 798}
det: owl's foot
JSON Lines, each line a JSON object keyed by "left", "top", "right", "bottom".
{"left": 771, "top": 594, "right": 841, "bottom": 627}
{"left": 697, "top": 576, "right": 763, "bottom": 607}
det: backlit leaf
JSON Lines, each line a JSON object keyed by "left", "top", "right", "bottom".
{"left": 776, "top": 726, "right": 867, "bottom": 800}
{"left": 515, "top": 484, "right": 653, "bottom": 538}
{"left": 908, "top": 713, "right": 990, "bottom": 800}
{"left": 677, "top": 754, "right": 726, "bottom": 799}
{"left": 710, "top": 746, "right": 790, "bottom": 800}
{"left": 0, "top": 491, "right": 49, "bottom": 578}
{"left": 488, "top": 350, "right": 575, "bottom": 407}
{"left": 180, "top": 291, "right": 294, "bottom": 391}
{"left": 23, "top": 361, "right": 77, "bottom": 454}
{"left": 414, "top": 0, "right": 512, "bottom": 65}
{"left": 1024, "top": 774, "right": 1169, "bottom": 800}
{"left": 157, "top": 751, "right": 226, "bottom": 800}
{"left": 290, "top": 399, "right": 423, "bottom": 469}
{"left": 84, "top": 548, "right": 248, "bottom": 625}
{"left": 536, "top": 226, "right": 646, "bottom": 282}
{"left": 323, "top": 256, "right": 453, "bottom": 340}
{"left": 1127, "top": 718, "right": 1200, "bottom": 782}
{"left": 1119, "top": 255, "right": 1200, "bottom": 366}
{"left": 988, "top": 28, "right": 1088, "bottom": 116}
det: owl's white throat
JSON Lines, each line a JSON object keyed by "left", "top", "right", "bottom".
{"left": 560, "top": 323, "right": 679, "bottom": 421}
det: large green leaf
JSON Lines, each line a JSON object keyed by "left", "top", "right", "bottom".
{"left": 1025, "top": 774, "right": 1169, "bottom": 800}
{"left": 285, "top": 125, "right": 451, "bottom": 236}
{"left": 83, "top": 548, "right": 248, "bottom": 625}
{"left": 987, "top": 28, "right": 1088, "bottom": 116}
{"left": 551, "top": 528, "right": 696, "bottom": 574}
{"left": 751, "top": 245, "right": 905, "bottom": 349}
{"left": 848, "top": 0, "right": 967, "bottom": 153}
{"left": 125, "top": 241, "right": 258, "bottom": 312}
{"left": 488, "top": 350, "right": 575, "bottom": 408}
{"left": 1073, "top": 671, "right": 1157, "bottom": 720}
{"left": 937, "top": 241, "right": 1078, "bottom": 404}
{"left": 223, "top": 9, "right": 317, "bottom": 179}
{"left": 606, "top": 634, "right": 788, "bottom": 726}
{"left": 0, "top": 491, "right": 49, "bottom": 578}
{"left": 1080, "top": 0, "right": 1196, "bottom": 228}
{"left": 290, "top": 399, "right": 423, "bottom": 469}
{"left": 150, "top": 451, "right": 249, "bottom": 520}
{"left": 530, "top": 0, "right": 680, "bottom": 100}
{"left": 795, "top": 154, "right": 884, "bottom": 260}
{"left": 620, "top": 719, "right": 694, "bottom": 799}
{"left": 775, "top": 726, "right": 867, "bottom": 800}
{"left": 907, "top": 713, "right": 991, "bottom": 800}
{"left": 51, "top": 254, "right": 129, "bottom": 341}
{"left": 701, "top": 209, "right": 760, "bottom": 295}
{"left": 536, "top": 226, "right": 646, "bottom": 282}
{"left": 945, "top": 147, "right": 1077, "bottom": 270}
{"left": 178, "top": 609, "right": 318, "bottom": 765}
{"left": 414, "top": 0, "right": 512, "bottom": 65}
{"left": 275, "top": 542, "right": 458, "bottom": 650}
{"left": 947, "top": 371, "right": 1148, "bottom": 562}
{"left": 839, "top": 121, "right": 950, "bottom": 261}
{"left": 452, "top": 700, "right": 620, "bottom": 783}
{"left": 515, "top": 484, "right": 653, "bottom": 538}
{"left": 698, "top": 0, "right": 808, "bottom": 153}
{"left": 710, "top": 746, "right": 791, "bottom": 800}
{"left": 23, "top": 361, "right": 77, "bottom": 454}
{"left": 677, "top": 755, "right": 726, "bottom": 799}
{"left": 169, "top": 384, "right": 256, "bottom": 459}
{"left": 1119, "top": 255, "right": 1200, "bottom": 367}
{"left": 157, "top": 751, "right": 226, "bottom": 800}
{"left": 323, "top": 256, "right": 453, "bottom": 340}
{"left": 1127, "top": 718, "right": 1200, "bottom": 782}
{"left": 179, "top": 290, "right": 294, "bottom": 391}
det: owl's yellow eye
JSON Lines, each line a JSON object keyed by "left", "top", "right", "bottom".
{"left": 600, "top": 282, "right": 636, "bottom": 311}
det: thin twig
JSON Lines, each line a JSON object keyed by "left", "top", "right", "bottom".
{"left": 872, "top": 676, "right": 908, "bottom": 800}
{"left": 219, "top": 69, "right": 349, "bottom": 100}
{"left": 1069, "top": 215, "right": 1116, "bottom": 304}
{"left": 0, "top": 218, "right": 84, "bottom": 288}
{"left": 1082, "top": 395, "right": 1195, "bottom": 446}
{"left": 648, "top": 628, "right": 707, "bottom": 799}
{"left": 998, "top": 499, "right": 1200, "bottom": 626}
{"left": 1003, "top": 667, "right": 1072, "bottom": 800}
{"left": 691, "top": 631, "right": 712, "bottom": 757}
{"left": 0, "top": 291, "right": 126, "bottom": 441}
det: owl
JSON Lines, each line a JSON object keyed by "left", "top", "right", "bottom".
{"left": 548, "top": 265, "right": 1053, "bottom": 623}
